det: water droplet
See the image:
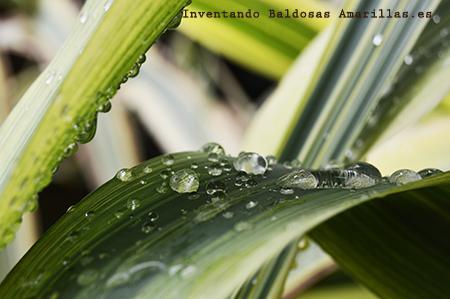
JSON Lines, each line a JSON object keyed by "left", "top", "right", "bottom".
{"left": 104, "top": 0, "right": 114, "bottom": 12}
{"left": 280, "top": 187, "right": 294, "bottom": 195}
{"left": 208, "top": 164, "right": 223, "bottom": 176}
{"left": 280, "top": 169, "right": 318, "bottom": 189}
{"left": 191, "top": 162, "right": 199, "bottom": 169}
{"left": 85, "top": 211, "right": 95, "bottom": 218}
{"left": 141, "top": 222, "right": 155, "bottom": 234}
{"left": 67, "top": 205, "right": 76, "bottom": 213}
{"left": 234, "top": 221, "right": 253, "bottom": 232}
{"left": 372, "top": 34, "right": 383, "bottom": 46}
{"left": 127, "top": 199, "right": 140, "bottom": 211}
{"left": 156, "top": 182, "right": 169, "bottom": 194}
{"left": 162, "top": 155, "right": 175, "bottom": 166}
{"left": 418, "top": 168, "right": 443, "bottom": 178}
{"left": 77, "top": 269, "right": 98, "bottom": 286}
{"left": 97, "top": 101, "right": 112, "bottom": 113}
{"left": 222, "top": 211, "right": 234, "bottom": 219}
{"left": 432, "top": 15, "right": 441, "bottom": 24}
{"left": 63, "top": 143, "right": 78, "bottom": 158}
{"left": 233, "top": 152, "right": 268, "bottom": 175}
{"left": 298, "top": 236, "right": 309, "bottom": 250}
{"left": 246, "top": 201, "right": 257, "bottom": 209}
{"left": 143, "top": 166, "right": 153, "bottom": 174}
{"left": 116, "top": 168, "right": 132, "bottom": 182}
{"left": 343, "top": 162, "right": 381, "bottom": 189}
{"left": 45, "top": 73, "right": 55, "bottom": 85}
{"left": 79, "top": 12, "right": 88, "bottom": 24}
{"left": 266, "top": 155, "right": 277, "bottom": 166}
{"left": 168, "top": 11, "right": 183, "bottom": 30}
{"left": 201, "top": 142, "right": 225, "bottom": 155}
{"left": 389, "top": 169, "right": 421, "bottom": 185}
{"left": 169, "top": 169, "right": 200, "bottom": 193}
{"left": 404, "top": 55, "right": 413, "bottom": 65}
{"left": 160, "top": 169, "right": 173, "bottom": 179}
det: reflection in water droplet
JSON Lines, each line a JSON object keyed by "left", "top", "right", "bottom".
{"left": 280, "top": 169, "right": 318, "bottom": 189}
{"left": 343, "top": 162, "right": 381, "bottom": 189}
{"left": 169, "top": 169, "right": 200, "bottom": 193}
{"left": 389, "top": 169, "right": 421, "bottom": 185}
{"left": 233, "top": 152, "right": 268, "bottom": 175}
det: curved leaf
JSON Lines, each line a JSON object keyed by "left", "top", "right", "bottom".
{"left": 0, "top": 152, "right": 448, "bottom": 299}
{"left": 0, "top": 0, "right": 190, "bottom": 248}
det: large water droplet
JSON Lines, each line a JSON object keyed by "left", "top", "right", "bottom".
{"left": 201, "top": 142, "right": 225, "bottom": 155}
{"left": 343, "top": 162, "right": 381, "bottom": 189}
{"left": 169, "top": 169, "right": 200, "bottom": 193}
{"left": 280, "top": 169, "right": 318, "bottom": 189}
{"left": 233, "top": 152, "right": 268, "bottom": 175}
{"left": 389, "top": 169, "right": 421, "bottom": 185}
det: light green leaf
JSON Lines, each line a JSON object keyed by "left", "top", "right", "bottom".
{"left": 0, "top": 0, "right": 190, "bottom": 248}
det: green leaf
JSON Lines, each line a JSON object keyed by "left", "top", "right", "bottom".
{"left": 0, "top": 152, "right": 448, "bottom": 298}
{"left": 0, "top": 0, "right": 189, "bottom": 248}
{"left": 180, "top": 0, "right": 331, "bottom": 79}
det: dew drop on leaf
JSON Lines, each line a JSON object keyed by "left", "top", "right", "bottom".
{"left": 372, "top": 34, "right": 383, "bottom": 46}
{"left": 127, "top": 199, "right": 140, "bottom": 211}
{"left": 116, "top": 168, "right": 132, "bottom": 182}
{"left": 389, "top": 169, "right": 421, "bottom": 185}
{"left": 233, "top": 152, "right": 268, "bottom": 175}
{"left": 418, "top": 168, "right": 443, "bottom": 178}
{"left": 169, "top": 169, "right": 200, "bottom": 193}
{"left": 343, "top": 162, "right": 381, "bottom": 189}
{"left": 201, "top": 142, "right": 226, "bottom": 155}
{"left": 246, "top": 201, "right": 257, "bottom": 209}
{"left": 162, "top": 155, "right": 175, "bottom": 166}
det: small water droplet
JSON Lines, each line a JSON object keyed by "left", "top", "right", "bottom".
{"left": 156, "top": 182, "right": 169, "bottom": 194}
{"left": 208, "top": 153, "right": 220, "bottom": 163}
{"left": 372, "top": 34, "right": 383, "bottom": 46}
{"left": 222, "top": 211, "right": 234, "bottom": 219}
{"left": 143, "top": 166, "right": 153, "bottom": 174}
{"left": 141, "top": 222, "right": 155, "bottom": 234}
{"left": 162, "top": 155, "right": 175, "bottom": 166}
{"left": 116, "top": 168, "right": 132, "bottom": 182}
{"left": 85, "top": 211, "right": 95, "bottom": 218}
{"left": 280, "top": 187, "right": 294, "bottom": 195}
{"left": 169, "top": 169, "right": 200, "bottom": 193}
{"left": 402, "top": 53, "right": 414, "bottom": 65}
{"left": 191, "top": 163, "right": 199, "bottom": 169}
{"left": 233, "top": 152, "right": 268, "bottom": 175}
{"left": 201, "top": 142, "right": 225, "bottom": 155}
{"left": 208, "top": 164, "right": 223, "bottom": 176}
{"left": 234, "top": 221, "right": 253, "bottom": 232}
{"left": 298, "top": 236, "right": 309, "bottom": 250}
{"left": 168, "top": 11, "right": 183, "bottom": 30}
{"left": 266, "top": 155, "right": 277, "bottom": 166}
{"left": 432, "top": 15, "right": 441, "bottom": 24}
{"left": 127, "top": 199, "right": 140, "bottom": 211}
{"left": 79, "top": 12, "right": 88, "bottom": 24}
{"left": 104, "top": 0, "right": 114, "bottom": 12}
{"left": 180, "top": 265, "right": 197, "bottom": 278}
{"left": 246, "top": 201, "right": 257, "bottom": 209}
{"left": 45, "top": 73, "right": 55, "bottom": 85}
{"left": 389, "top": 169, "right": 421, "bottom": 185}
{"left": 67, "top": 205, "right": 76, "bottom": 213}
{"left": 418, "top": 168, "right": 443, "bottom": 178}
